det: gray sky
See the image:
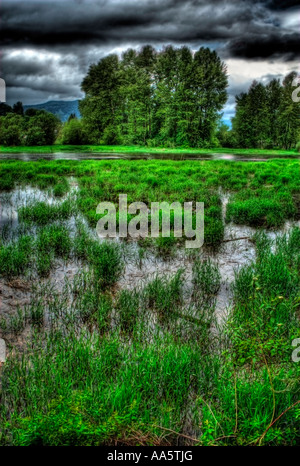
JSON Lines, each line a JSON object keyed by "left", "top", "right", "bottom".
{"left": 1, "top": 0, "right": 299, "bottom": 125}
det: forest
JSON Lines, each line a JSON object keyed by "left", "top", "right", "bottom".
{"left": 0, "top": 45, "right": 299, "bottom": 151}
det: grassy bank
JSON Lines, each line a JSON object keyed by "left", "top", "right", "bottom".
{"left": 0, "top": 158, "right": 300, "bottom": 446}
{"left": 1, "top": 144, "right": 299, "bottom": 157}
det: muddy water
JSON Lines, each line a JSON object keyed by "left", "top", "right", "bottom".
{"left": 0, "top": 177, "right": 78, "bottom": 233}
{"left": 0, "top": 186, "right": 57, "bottom": 232}
{"left": 117, "top": 219, "right": 299, "bottom": 322}
{"left": 0, "top": 182, "right": 299, "bottom": 347}
{"left": 1, "top": 152, "right": 299, "bottom": 161}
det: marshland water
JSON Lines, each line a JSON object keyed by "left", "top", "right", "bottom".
{"left": 0, "top": 157, "right": 299, "bottom": 445}
{"left": 1, "top": 152, "right": 299, "bottom": 162}
{"left": 1, "top": 180, "right": 298, "bottom": 336}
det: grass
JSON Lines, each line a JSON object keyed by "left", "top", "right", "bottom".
{"left": 18, "top": 199, "right": 75, "bottom": 225}
{"left": 1, "top": 230, "right": 299, "bottom": 445}
{"left": 226, "top": 194, "right": 297, "bottom": 227}
{"left": 0, "top": 235, "right": 33, "bottom": 277}
{"left": 0, "top": 158, "right": 300, "bottom": 446}
{"left": 1, "top": 144, "right": 299, "bottom": 157}
{"left": 228, "top": 228, "right": 300, "bottom": 367}
{"left": 0, "top": 158, "right": 298, "bottom": 244}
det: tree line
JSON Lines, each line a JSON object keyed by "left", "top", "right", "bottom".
{"left": 227, "top": 72, "right": 300, "bottom": 150}
{"left": 0, "top": 46, "right": 299, "bottom": 150}
{"left": 0, "top": 103, "right": 61, "bottom": 146}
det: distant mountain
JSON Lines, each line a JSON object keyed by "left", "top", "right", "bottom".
{"left": 24, "top": 100, "right": 81, "bottom": 122}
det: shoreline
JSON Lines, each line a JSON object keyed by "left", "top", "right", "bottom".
{"left": 1, "top": 144, "right": 299, "bottom": 157}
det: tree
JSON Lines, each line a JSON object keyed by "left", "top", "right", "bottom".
{"left": 13, "top": 101, "right": 24, "bottom": 116}
{"left": 120, "top": 46, "right": 156, "bottom": 144}
{"left": 0, "top": 103, "right": 13, "bottom": 116}
{"left": 232, "top": 73, "right": 300, "bottom": 150}
{"left": 25, "top": 108, "right": 40, "bottom": 117}
{"left": 0, "top": 113, "right": 24, "bottom": 145}
{"left": 25, "top": 110, "right": 61, "bottom": 145}
{"left": 266, "top": 79, "right": 282, "bottom": 148}
{"left": 80, "top": 54, "right": 122, "bottom": 144}
{"left": 278, "top": 72, "right": 300, "bottom": 150}
{"left": 190, "top": 48, "right": 228, "bottom": 146}
{"left": 62, "top": 118, "right": 86, "bottom": 145}
{"left": 216, "top": 122, "right": 234, "bottom": 147}
{"left": 68, "top": 113, "right": 77, "bottom": 122}
{"left": 80, "top": 45, "right": 228, "bottom": 147}
{"left": 247, "top": 81, "right": 269, "bottom": 148}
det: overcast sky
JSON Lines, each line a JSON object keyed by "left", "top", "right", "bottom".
{"left": 1, "top": 0, "right": 299, "bottom": 125}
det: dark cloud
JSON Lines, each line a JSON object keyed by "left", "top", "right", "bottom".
{"left": 1, "top": 0, "right": 298, "bottom": 61}
{"left": 0, "top": 0, "right": 277, "bottom": 48}
{"left": 229, "top": 32, "right": 300, "bottom": 60}
{"left": 264, "top": 0, "right": 300, "bottom": 10}
{"left": 1, "top": 0, "right": 298, "bottom": 119}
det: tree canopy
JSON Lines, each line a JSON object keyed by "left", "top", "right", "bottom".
{"left": 0, "top": 108, "right": 61, "bottom": 146}
{"left": 232, "top": 72, "right": 300, "bottom": 150}
{"left": 79, "top": 45, "right": 228, "bottom": 147}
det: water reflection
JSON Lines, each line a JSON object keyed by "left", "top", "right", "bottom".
{"left": 1, "top": 151, "right": 299, "bottom": 161}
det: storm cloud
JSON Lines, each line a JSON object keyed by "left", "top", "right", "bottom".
{"left": 0, "top": 0, "right": 290, "bottom": 49}
{"left": 1, "top": 0, "right": 299, "bottom": 123}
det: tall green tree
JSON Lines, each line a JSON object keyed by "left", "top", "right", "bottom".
{"left": 80, "top": 45, "right": 228, "bottom": 147}
{"left": 120, "top": 46, "right": 156, "bottom": 144}
{"left": 0, "top": 113, "right": 24, "bottom": 145}
{"left": 190, "top": 48, "right": 228, "bottom": 146}
{"left": 266, "top": 78, "right": 282, "bottom": 148}
{"left": 278, "top": 72, "right": 300, "bottom": 150}
{"left": 232, "top": 73, "right": 300, "bottom": 150}
{"left": 80, "top": 54, "right": 122, "bottom": 144}
{"left": 25, "top": 110, "right": 61, "bottom": 145}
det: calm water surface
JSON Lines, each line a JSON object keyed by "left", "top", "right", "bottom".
{"left": 1, "top": 152, "right": 299, "bottom": 161}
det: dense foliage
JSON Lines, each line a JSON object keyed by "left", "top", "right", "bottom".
{"left": 231, "top": 72, "right": 300, "bottom": 150}
{"left": 0, "top": 105, "right": 61, "bottom": 146}
{"left": 79, "top": 45, "right": 228, "bottom": 147}
{"left": 1, "top": 49, "right": 299, "bottom": 150}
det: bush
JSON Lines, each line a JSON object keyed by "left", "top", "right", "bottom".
{"left": 100, "top": 125, "right": 122, "bottom": 145}
{"left": 25, "top": 111, "right": 61, "bottom": 146}
{"left": 0, "top": 114, "right": 24, "bottom": 146}
{"left": 61, "top": 119, "right": 87, "bottom": 145}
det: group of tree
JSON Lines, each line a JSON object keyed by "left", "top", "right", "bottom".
{"left": 227, "top": 72, "right": 300, "bottom": 150}
{"left": 1, "top": 48, "right": 299, "bottom": 150}
{"left": 79, "top": 45, "right": 228, "bottom": 147}
{"left": 0, "top": 102, "right": 61, "bottom": 146}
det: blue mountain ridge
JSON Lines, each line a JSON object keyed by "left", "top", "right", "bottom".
{"left": 23, "top": 100, "right": 81, "bottom": 122}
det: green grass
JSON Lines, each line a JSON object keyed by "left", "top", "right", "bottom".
{"left": 0, "top": 235, "right": 34, "bottom": 277}
{"left": 18, "top": 199, "right": 75, "bottom": 225}
{"left": 1, "top": 229, "right": 299, "bottom": 445}
{"left": 0, "top": 158, "right": 299, "bottom": 241}
{"left": 228, "top": 228, "right": 300, "bottom": 367}
{"left": 0, "top": 158, "right": 300, "bottom": 446}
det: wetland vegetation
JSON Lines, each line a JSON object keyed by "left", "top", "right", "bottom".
{"left": 0, "top": 157, "right": 299, "bottom": 445}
